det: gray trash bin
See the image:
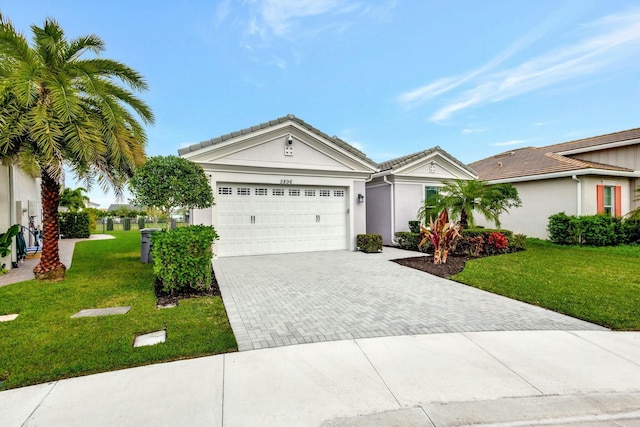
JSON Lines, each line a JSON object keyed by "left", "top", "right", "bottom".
{"left": 140, "top": 228, "right": 160, "bottom": 263}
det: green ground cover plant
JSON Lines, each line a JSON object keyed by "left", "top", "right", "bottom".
{"left": 452, "top": 239, "right": 640, "bottom": 330}
{"left": 0, "top": 231, "right": 236, "bottom": 390}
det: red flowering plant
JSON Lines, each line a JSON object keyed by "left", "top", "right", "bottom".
{"left": 486, "top": 232, "right": 508, "bottom": 255}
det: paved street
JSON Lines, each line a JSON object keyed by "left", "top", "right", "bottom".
{"left": 213, "top": 248, "right": 605, "bottom": 351}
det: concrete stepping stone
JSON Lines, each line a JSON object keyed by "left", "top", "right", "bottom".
{"left": 71, "top": 306, "right": 131, "bottom": 318}
{"left": 0, "top": 314, "right": 18, "bottom": 322}
{"left": 157, "top": 303, "right": 177, "bottom": 309}
{"left": 133, "top": 330, "right": 166, "bottom": 347}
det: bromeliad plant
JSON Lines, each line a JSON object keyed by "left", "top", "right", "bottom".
{"left": 418, "top": 209, "right": 461, "bottom": 264}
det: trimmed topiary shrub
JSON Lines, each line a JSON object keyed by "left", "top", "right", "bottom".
{"left": 123, "top": 218, "right": 131, "bottom": 231}
{"left": 507, "top": 234, "right": 527, "bottom": 252}
{"left": 547, "top": 212, "right": 580, "bottom": 245}
{"left": 357, "top": 234, "right": 383, "bottom": 253}
{"left": 621, "top": 218, "right": 640, "bottom": 244}
{"left": 408, "top": 220, "right": 421, "bottom": 234}
{"left": 106, "top": 217, "right": 113, "bottom": 231}
{"left": 138, "top": 217, "right": 146, "bottom": 230}
{"left": 59, "top": 212, "right": 90, "bottom": 238}
{"left": 579, "top": 215, "right": 618, "bottom": 246}
{"left": 151, "top": 225, "right": 219, "bottom": 294}
{"left": 395, "top": 232, "right": 421, "bottom": 251}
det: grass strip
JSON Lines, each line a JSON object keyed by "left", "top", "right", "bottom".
{"left": 0, "top": 231, "right": 237, "bottom": 390}
{"left": 452, "top": 239, "right": 640, "bottom": 330}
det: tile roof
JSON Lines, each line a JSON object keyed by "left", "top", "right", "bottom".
{"left": 469, "top": 128, "right": 639, "bottom": 181}
{"left": 177, "top": 114, "right": 377, "bottom": 167}
{"left": 378, "top": 146, "right": 477, "bottom": 176}
{"left": 545, "top": 127, "right": 640, "bottom": 153}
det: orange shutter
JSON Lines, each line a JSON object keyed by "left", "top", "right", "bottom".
{"left": 614, "top": 186, "right": 622, "bottom": 217}
{"left": 596, "top": 185, "right": 604, "bottom": 214}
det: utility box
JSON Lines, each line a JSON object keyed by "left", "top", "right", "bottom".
{"left": 140, "top": 228, "right": 160, "bottom": 263}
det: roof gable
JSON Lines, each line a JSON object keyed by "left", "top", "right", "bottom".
{"left": 178, "top": 115, "right": 378, "bottom": 174}
{"left": 378, "top": 146, "right": 477, "bottom": 179}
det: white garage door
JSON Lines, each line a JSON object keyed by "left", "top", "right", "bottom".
{"left": 215, "top": 184, "right": 348, "bottom": 256}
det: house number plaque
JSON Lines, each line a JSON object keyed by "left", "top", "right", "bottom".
{"left": 280, "top": 179, "right": 293, "bottom": 185}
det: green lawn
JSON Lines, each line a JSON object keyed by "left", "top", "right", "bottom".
{"left": 0, "top": 231, "right": 236, "bottom": 390}
{"left": 452, "top": 239, "right": 640, "bottom": 330}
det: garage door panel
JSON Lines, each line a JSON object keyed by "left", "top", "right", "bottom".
{"left": 216, "top": 183, "right": 347, "bottom": 256}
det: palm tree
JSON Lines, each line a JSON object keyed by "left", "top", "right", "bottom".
{"left": 0, "top": 15, "right": 154, "bottom": 280}
{"left": 418, "top": 179, "right": 519, "bottom": 229}
{"left": 59, "top": 187, "right": 89, "bottom": 212}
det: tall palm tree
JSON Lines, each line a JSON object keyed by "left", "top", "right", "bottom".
{"left": 0, "top": 15, "right": 154, "bottom": 280}
{"left": 418, "top": 179, "right": 513, "bottom": 229}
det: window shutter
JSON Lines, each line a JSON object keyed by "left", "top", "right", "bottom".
{"left": 614, "top": 186, "right": 622, "bottom": 217}
{"left": 596, "top": 185, "right": 604, "bottom": 214}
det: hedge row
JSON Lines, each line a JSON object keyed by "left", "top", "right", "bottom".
{"left": 59, "top": 212, "right": 90, "bottom": 238}
{"left": 548, "top": 213, "right": 640, "bottom": 246}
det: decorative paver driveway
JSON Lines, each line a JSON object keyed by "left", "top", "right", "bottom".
{"left": 213, "top": 247, "right": 605, "bottom": 351}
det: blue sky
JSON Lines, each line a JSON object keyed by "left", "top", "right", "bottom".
{"left": 4, "top": 1, "right": 640, "bottom": 207}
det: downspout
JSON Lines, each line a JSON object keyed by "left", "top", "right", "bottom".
{"left": 383, "top": 175, "right": 398, "bottom": 245}
{"left": 8, "top": 164, "right": 16, "bottom": 266}
{"left": 572, "top": 175, "right": 582, "bottom": 215}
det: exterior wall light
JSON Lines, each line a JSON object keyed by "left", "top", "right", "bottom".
{"left": 357, "top": 194, "right": 365, "bottom": 203}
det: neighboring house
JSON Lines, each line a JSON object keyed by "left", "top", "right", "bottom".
{"left": 179, "top": 115, "right": 378, "bottom": 257}
{"left": 469, "top": 128, "right": 640, "bottom": 239}
{"left": 365, "top": 147, "right": 477, "bottom": 245}
{"left": 0, "top": 162, "right": 42, "bottom": 271}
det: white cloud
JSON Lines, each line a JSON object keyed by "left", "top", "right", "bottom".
{"left": 397, "top": 8, "right": 561, "bottom": 110}
{"left": 491, "top": 139, "right": 529, "bottom": 147}
{"left": 425, "top": 8, "right": 640, "bottom": 122}
{"left": 244, "top": 0, "right": 394, "bottom": 39}
{"left": 258, "top": 0, "right": 346, "bottom": 36}
{"left": 462, "top": 128, "right": 487, "bottom": 134}
{"left": 215, "top": 0, "right": 232, "bottom": 26}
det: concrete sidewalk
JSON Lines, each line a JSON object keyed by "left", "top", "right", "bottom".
{"left": 2, "top": 330, "right": 639, "bottom": 426}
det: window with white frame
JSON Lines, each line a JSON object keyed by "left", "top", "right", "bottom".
{"left": 603, "top": 186, "right": 614, "bottom": 216}
{"left": 425, "top": 186, "right": 439, "bottom": 207}
{"left": 218, "top": 187, "right": 232, "bottom": 195}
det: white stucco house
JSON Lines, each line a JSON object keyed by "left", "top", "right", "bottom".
{"left": 469, "top": 128, "right": 640, "bottom": 239}
{"left": 0, "top": 162, "right": 42, "bottom": 271}
{"left": 365, "top": 147, "right": 477, "bottom": 245}
{"left": 178, "top": 115, "right": 378, "bottom": 257}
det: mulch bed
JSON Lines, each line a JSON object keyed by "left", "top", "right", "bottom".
{"left": 391, "top": 254, "right": 472, "bottom": 278}
{"left": 155, "top": 270, "right": 221, "bottom": 306}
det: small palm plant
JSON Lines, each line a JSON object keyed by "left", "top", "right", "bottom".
{"left": 418, "top": 209, "right": 461, "bottom": 264}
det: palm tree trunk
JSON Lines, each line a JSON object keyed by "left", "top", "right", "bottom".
{"left": 460, "top": 209, "right": 468, "bottom": 229}
{"left": 33, "top": 169, "right": 66, "bottom": 280}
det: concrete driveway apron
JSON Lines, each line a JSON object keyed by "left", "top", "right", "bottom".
{"left": 213, "top": 247, "right": 605, "bottom": 351}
